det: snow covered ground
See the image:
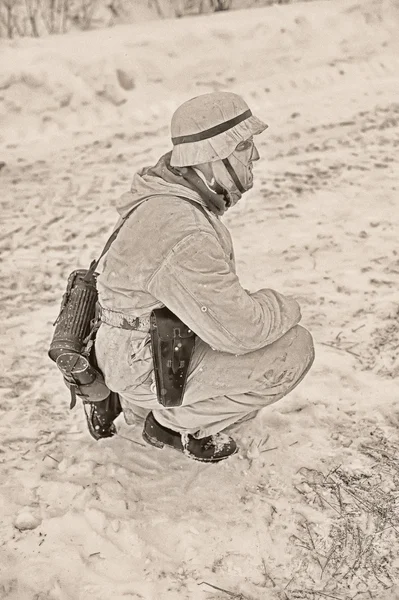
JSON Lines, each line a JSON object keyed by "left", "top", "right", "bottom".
{"left": 1, "top": 0, "right": 399, "bottom": 598}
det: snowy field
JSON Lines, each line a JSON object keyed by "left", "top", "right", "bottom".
{"left": 1, "top": 0, "right": 399, "bottom": 598}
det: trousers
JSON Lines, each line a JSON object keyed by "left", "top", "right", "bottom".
{"left": 95, "top": 322, "right": 314, "bottom": 438}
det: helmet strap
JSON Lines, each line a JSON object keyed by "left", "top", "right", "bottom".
{"left": 222, "top": 158, "right": 246, "bottom": 194}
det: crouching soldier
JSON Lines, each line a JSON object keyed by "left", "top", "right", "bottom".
{"left": 92, "top": 91, "right": 314, "bottom": 462}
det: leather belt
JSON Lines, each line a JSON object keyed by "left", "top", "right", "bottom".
{"left": 100, "top": 306, "right": 150, "bottom": 331}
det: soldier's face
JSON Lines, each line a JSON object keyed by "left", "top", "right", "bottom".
{"left": 229, "top": 137, "right": 260, "bottom": 191}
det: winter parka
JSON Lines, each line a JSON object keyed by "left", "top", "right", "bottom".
{"left": 95, "top": 152, "right": 305, "bottom": 432}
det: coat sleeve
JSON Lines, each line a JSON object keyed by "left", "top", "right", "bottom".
{"left": 147, "top": 231, "right": 301, "bottom": 355}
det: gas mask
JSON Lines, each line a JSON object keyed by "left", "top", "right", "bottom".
{"left": 211, "top": 138, "right": 260, "bottom": 208}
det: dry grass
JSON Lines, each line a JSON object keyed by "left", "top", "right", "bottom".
{"left": 287, "top": 434, "right": 399, "bottom": 598}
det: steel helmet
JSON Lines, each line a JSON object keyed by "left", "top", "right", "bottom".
{"left": 170, "top": 91, "right": 268, "bottom": 167}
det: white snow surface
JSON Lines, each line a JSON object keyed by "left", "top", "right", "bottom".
{"left": 1, "top": 0, "right": 399, "bottom": 598}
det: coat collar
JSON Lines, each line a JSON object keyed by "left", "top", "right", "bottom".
{"left": 162, "top": 153, "right": 227, "bottom": 217}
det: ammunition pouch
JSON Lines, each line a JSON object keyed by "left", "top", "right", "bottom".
{"left": 150, "top": 307, "right": 196, "bottom": 407}
{"left": 48, "top": 269, "right": 111, "bottom": 408}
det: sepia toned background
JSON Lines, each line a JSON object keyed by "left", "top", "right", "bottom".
{"left": 1, "top": 0, "right": 399, "bottom": 598}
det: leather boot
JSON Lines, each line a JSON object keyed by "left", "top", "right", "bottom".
{"left": 83, "top": 392, "right": 122, "bottom": 441}
{"left": 142, "top": 412, "right": 238, "bottom": 463}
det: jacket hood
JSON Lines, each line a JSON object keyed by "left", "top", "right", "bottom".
{"left": 116, "top": 152, "right": 207, "bottom": 218}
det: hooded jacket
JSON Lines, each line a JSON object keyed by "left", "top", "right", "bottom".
{"left": 97, "top": 153, "right": 301, "bottom": 357}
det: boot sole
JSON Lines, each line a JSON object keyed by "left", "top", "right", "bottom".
{"left": 142, "top": 429, "right": 165, "bottom": 449}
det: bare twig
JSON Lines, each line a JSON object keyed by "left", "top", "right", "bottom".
{"left": 292, "top": 533, "right": 327, "bottom": 560}
{"left": 342, "top": 347, "right": 361, "bottom": 358}
{"left": 307, "top": 484, "right": 341, "bottom": 515}
{"left": 320, "top": 342, "right": 361, "bottom": 359}
{"left": 198, "top": 581, "right": 239, "bottom": 597}
{"left": 335, "top": 483, "right": 344, "bottom": 513}
{"left": 261, "top": 557, "right": 276, "bottom": 587}
{"left": 261, "top": 446, "right": 278, "bottom": 453}
{"left": 257, "top": 433, "right": 270, "bottom": 448}
{"left": 339, "top": 485, "right": 372, "bottom": 512}
{"left": 335, "top": 480, "right": 397, "bottom": 534}
{"left": 42, "top": 454, "right": 59, "bottom": 463}
{"left": 115, "top": 433, "right": 146, "bottom": 448}
{"left": 321, "top": 544, "right": 336, "bottom": 579}
{"left": 284, "top": 575, "right": 295, "bottom": 590}
{"left": 305, "top": 521, "right": 323, "bottom": 570}
{"left": 375, "top": 525, "right": 397, "bottom": 535}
